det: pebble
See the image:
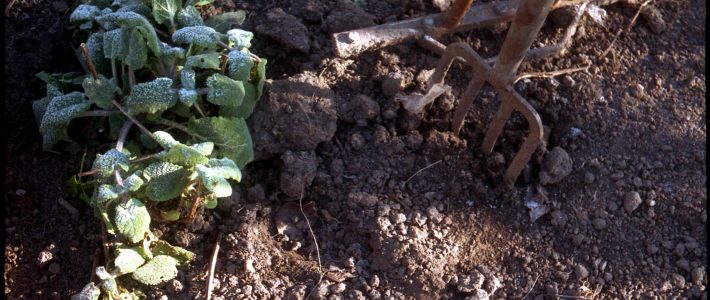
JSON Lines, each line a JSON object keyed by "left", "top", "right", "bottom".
{"left": 677, "top": 259, "right": 691, "bottom": 273}
{"left": 624, "top": 191, "right": 643, "bottom": 214}
{"left": 540, "top": 147, "right": 573, "bottom": 185}
{"left": 671, "top": 273, "right": 686, "bottom": 288}
{"left": 426, "top": 206, "right": 443, "bottom": 224}
{"left": 330, "top": 283, "right": 346, "bottom": 294}
{"left": 584, "top": 172, "right": 595, "bottom": 184}
{"left": 458, "top": 273, "right": 485, "bottom": 292}
{"left": 391, "top": 213, "right": 407, "bottom": 224}
{"left": 36, "top": 248, "right": 54, "bottom": 269}
{"left": 692, "top": 267, "right": 705, "bottom": 286}
{"left": 465, "top": 289, "right": 489, "bottom": 300}
{"left": 592, "top": 218, "right": 607, "bottom": 230}
{"left": 575, "top": 264, "right": 589, "bottom": 279}
{"left": 550, "top": 210, "right": 568, "bottom": 228}
{"left": 562, "top": 75, "right": 576, "bottom": 87}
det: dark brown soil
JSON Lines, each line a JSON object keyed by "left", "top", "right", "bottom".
{"left": 5, "top": 0, "right": 707, "bottom": 299}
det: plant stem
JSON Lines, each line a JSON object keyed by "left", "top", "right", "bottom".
{"left": 75, "top": 110, "right": 118, "bottom": 118}
{"left": 131, "top": 153, "right": 160, "bottom": 163}
{"left": 128, "top": 65, "right": 136, "bottom": 90}
{"left": 111, "top": 58, "right": 119, "bottom": 87}
{"left": 112, "top": 100, "right": 157, "bottom": 141}
{"left": 79, "top": 43, "right": 99, "bottom": 80}
{"left": 156, "top": 119, "right": 209, "bottom": 141}
{"left": 77, "top": 169, "right": 98, "bottom": 178}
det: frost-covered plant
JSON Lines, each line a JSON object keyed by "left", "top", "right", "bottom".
{"left": 33, "top": 1, "right": 266, "bottom": 299}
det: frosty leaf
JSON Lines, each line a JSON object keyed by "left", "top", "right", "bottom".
{"left": 153, "top": 131, "right": 179, "bottom": 149}
{"left": 206, "top": 74, "right": 244, "bottom": 107}
{"left": 71, "top": 282, "right": 101, "bottom": 300}
{"left": 83, "top": 75, "right": 119, "bottom": 109}
{"left": 176, "top": 6, "right": 204, "bottom": 28}
{"left": 171, "top": 26, "right": 220, "bottom": 48}
{"left": 206, "top": 158, "right": 241, "bottom": 181}
{"left": 114, "top": 0, "right": 152, "bottom": 17}
{"left": 97, "top": 184, "right": 120, "bottom": 203}
{"left": 161, "top": 209, "right": 181, "bottom": 221}
{"left": 196, "top": 165, "right": 232, "bottom": 197}
{"left": 227, "top": 49, "right": 253, "bottom": 81}
{"left": 126, "top": 28, "right": 148, "bottom": 69}
{"left": 32, "top": 84, "right": 63, "bottom": 126}
{"left": 114, "top": 198, "right": 151, "bottom": 243}
{"left": 123, "top": 173, "right": 145, "bottom": 191}
{"left": 178, "top": 89, "right": 198, "bottom": 106}
{"left": 86, "top": 32, "right": 108, "bottom": 77}
{"left": 92, "top": 149, "right": 130, "bottom": 178}
{"left": 163, "top": 143, "right": 209, "bottom": 166}
{"left": 114, "top": 248, "right": 146, "bottom": 275}
{"left": 143, "top": 161, "right": 190, "bottom": 202}
{"left": 97, "top": 12, "right": 161, "bottom": 55}
{"left": 79, "top": 20, "right": 94, "bottom": 30}
{"left": 159, "top": 42, "right": 185, "bottom": 58}
{"left": 187, "top": 117, "right": 254, "bottom": 168}
{"left": 95, "top": 266, "right": 120, "bottom": 298}
{"left": 226, "top": 29, "right": 252, "bottom": 50}
{"left": 70, "top": 4, "right": 101, "bottom": 23}
{"left": 180, "top": 68, "right": 196, "bottom": 89}
{"left": 254, "top": 58, "right": 267, "bottom": 99}
{"left": 206, "top": 11, "right": 246, "bottom": 34}
{"left": 131, "top": 255, "right": 178, "bottom": 286}
{"left": 102, "top": 28, "right": 128, "bottom": 59}
{"left": 39, "top": 92, "right": 91, "bottom": 150}
{"left": 126, "top": 77, "right": 177, "bottom": 115}
{"left": 189, "top": 0, "right": 214, "bottom": 6}
{"left": 191, "top": 142, "right": 214, "bottom": 156}
{"left": 151, "top": 240, "right": 195, "bottom": 266}
{"left": 152, "top": 0, "right": 181, "bottom": 26}
{"left": 185, "top": 52, "right": 221, "bottom": 70}
{"left": 219, "top": 82, "right": 257, "bottom": 118}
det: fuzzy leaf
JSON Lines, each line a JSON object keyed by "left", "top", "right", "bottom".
{"left": 226, "top": 29, "right": 252, "bottom": 50}
{"left": 206, "top": 74, "right": 244, "bottom": 106}
{"left": 126, "top": 78, "right": 177, "bottom": 115}
{"left": 33, "top": 84, "right": 63, "bottom": 126}
{"left": 131, "top": 255, "right": 178, "bottom": 286}
{"left": 206, "top": 11, "right": 246, "bottom": 33}
{"left": 126, "top": 28, "right": 148, "bottom": 69}
{"left": 206, "top": 158, "right": 241, "bottom": 180}
{"left": 178, "top": 89, "right": 198, "bottom": 107}
{"left": 123, "top": 173, "right": 145, "bottom": 191}
{"left": 163, "top": 143, "right": 209, "bottom": 166}
{"left": 70, "top": 4, "right": 101, "bottom": 23}
{"left": 39, "top": 92, "right": 91, "bottom": 150}
{"left": 219, "top": 82, "right": 257, "bottom": 118}
{"left": 190, "top": 0, "right": 214, "bottom": 6}
{"left": 143, "top": 161, "right": 190, "bottom": 202}
{"left": 97, "top": 184, "right": 120, "bottom": 203}
{"left": 83, "top": 75, "right": 119, "bottom": 109}
{"left": 171, "top": 26, "right": 220, "bottom": 48}
{"left": 86, "top": 32, "right": 109, "bottom": 76}
{"left": 114, "top": 0, "right": 152, "bottom": 17}
{"left": 114, "top": 248, "right": 146, "bottom": 275}
{"left": 152, "top": 0, "right": 181, "bottom": 26}
{"left": 176, "top": 6, "right": 204, "bottom": 28}
{"left": 71, "top": 283, "right": 101, "bottom": 300}
{"left": 159, "top": 42, "right": 185, "bottom": 58}
{"left": 204, "top": 194, "right": 218, "bottom": 208}
{"left": 114, "top": 198, "right": 151, "bottom": 243}
{"left": 180, "top": 68, "right": 196, "bottom": 89}
{"left": 191, "top": 142, "right": 214, "bottom": 156}
{"left": 151, "top": 241, "right": 195, "bottom": 266}
{"left": 196, "top": 165, "right": 232, "bottom": 197}
{"left": 185, "top": 52, "right": 221, "bottom": 70}
{"left": 95, "top": 266, "right": 120, "bottom": 298}
{"left": 92, "top": 149, "right": 130, "bottom": 178}
{"left": 97, "top": 12, "right": 161, "bottom": 55}
{"left": 187, "top": 117, "right": 253, "bottom": 168}
{"left": 227, "top": 49, "right": 253, "bottom": 81}
{"left": 102, "top": 28, "right": 128, "bottom": 59}
{"left": 153, "top": 131, "right": 179, "bottom": 149}
{"left": 254, "top": 58, "right": 267, "bottom": 99}
{"left": 161, "top": 210, "right": 181, "bottom": 221}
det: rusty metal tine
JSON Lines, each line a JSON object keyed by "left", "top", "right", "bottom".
{"left": 501, "top": 88, "right": 544, "bottom": 183}
{"left": 445, "top": 0, "right": 476, "bottom": 29}
{"left": 489, "top": 0, "right": 555, "bottom": 86}
{"left": 481, "top": 100, "right": 515, "bottom": 154}
{"left": 452, "top": 75, "right": 486, "bottom": 135}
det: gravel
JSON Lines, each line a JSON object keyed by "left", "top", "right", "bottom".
{"left": 624, "top": 191, "right": 643, "bottom": 214}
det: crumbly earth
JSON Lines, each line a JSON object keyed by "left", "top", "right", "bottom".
{"left": 5, "top": 0, "right": 706, "bottom": 299}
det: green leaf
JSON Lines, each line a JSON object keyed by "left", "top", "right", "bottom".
{"left": 152, "top": 0, "right": 181, "bottom": 26}
{"left": 70, "top": 4, "right": 101, "bottom": 23}
{"left": 206, "top": 158, "right": 241, "bottom": 180}
{"left": 196, "top": 165, "right": 232, "bottom": 197}
{"left": 97, "top": 12, "right": 161, "bottom": 56}
{"left": 126, "top": 28, "right": 148, "bottom": 70}
{"left": 83, "top": 75, "right": 119, "bottom": 109}
{"left": 126, "top": 77, "right": 177, "bottom": 115}
{"left": 190, "top": 142, "right": 214, "bottom": 156}
{"left": 71, "top": 282, "right": 101, "bottom": 300}
{"left": 96, "top": 266, "right": 120, "bottom": 299}
{"left": 171, "top": 26, "right": 220, "bottom": 48}
{"left": 67, "top": 175, "right": 95, "bottom": 205}
{"left": 226, "top": 29, "right": 252, "bottom": 50}
{"left": 185, "top": 52, "right": 221, "bottom": 70}
{"left": 176, "top": 6, "right": 204, "bottom": 28}
{"left": 158, "top": 42, "right": 185, "bottom": 58}
{"left": 180, "top": 68, "right": 196, "bottom": 89}
{"left": 151, "top": 240, "right": 195, "bottom": 266}
{"left": 219, "top": 82, "right": 257, "bottom": 118}
{"left": 206, "top": 74, "right": 244, "bottom": 106}
{"left": 123, "top": 173, "right": 145, "bottom": 191}
{"left": 102, "top": 28, "right": 128, "bottom": 60}
{"left": 97, "top": 184, "right": 120, "bottom": 204}
{"left": 114, "top": 198, "right": 151, "bottom": 243}
{"left": 153, "top": 131, "right": 179, "bottom": 149}
{"left": 254, "top": 58, "right": 267, "bottom": 99}
{"left": 190, "top": 0, "right": 214, "bottom": 6}
{"left": 92, "top": 149, "right": 130, "bottom": 178}
{"left": 131, "top": 255, "right": 178, "bottom": 286}
{"left": 38, "top": 92, "right": 91, "bottom": 150}
{"left": 160, "top": 209, "right": 181, "bottom": 221}
{"left": 205, "top": 11, "right": 246, "bottom": 33}
{"left": 204, "top": 193, "right": 218, "bottom": 208}
{"left": 114, "top": 0, "right": 152, "bottom": 17}
{"left": 114, "top": 248, "right": 146, "bottom": 275}
{"left": 187, "top": 117, "right": 254, "bottom": 168}
{"left": 33, "top": 84, "right": 63, "bottom": 126}
{"left": 143, "top": 161, "right": 190, "bottom": 202}
{"left": 163, "top": 143, "right": 209, "bottom": 166}
{"left": 87, "top": 32, "right": 108, "bottom": 75}
{"left": 178, "top": 89, "right": 198, "bottom": 107}
{"left": 227, "top": 49, "right": 253, "bottom": 81}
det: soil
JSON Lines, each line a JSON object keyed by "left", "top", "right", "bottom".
{"left": 5, "top": 0, "right": 707, "bottom": 299}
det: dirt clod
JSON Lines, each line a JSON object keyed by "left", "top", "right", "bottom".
{"left": 539, "top": 147, "right": 573, "bottom": 185}
{"left": 323, "top": 0, "right": 375, "bottom": 33}
{"left": 255, "top": 8, "right": 311, "bottom": 53}
{"left": 280, "top": 150, "right": 318, "bottom": 198}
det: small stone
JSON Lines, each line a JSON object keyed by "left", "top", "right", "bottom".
{"left": 562, "top": 75, "right": 576, "bottom": 87}
{"left": 426, "top": 206, "right": 443, "bottom": 224}
{"left": 432, "top": 0, "right": 452, "bottom": 11}
{"left": 550, "top": 210, "right": 568, "bottom": 228}
{"left": 381, "top": 72, "right": 406, "bottom": 96}
{"left": 465, "top": 289, "right": 489, "bottom": 300}
{"left": 646, "top": 244, "right": 659, "bottom": 255}
{"left": 168, "top": 279, "right": 183, "bottom": 294}
{"left": 674, "top": 243, "right": 686, "bottom": 257}
{"left": 483, "top": 276, "right": 502, "bottom": 295}
{"left": 458, "top": 273, "right": 485, "bottom": 293}
{"left": 592, "top": 218, "right": 607, "bottom": 230}
{"left": 584, "top": 172, "right": 595, "bottom": 184}
{"left": 48, "top": 263, "right": 60, "bottom": 275}
{"left": 671, "top": 273, "right": 686, "bottom": 288}
{"left": 575, "top": 264, "right": 589, "bottom": 279}
{"left": 349, "top": 132, "right": 366, "bottom": 150}
{"left": 313, "top": 282, "right": 329, "bottom": 299}
{"left": 286, "top": 285, "right": 307, "bottom": 300}
{"left": 330, "top": 283, "right": 346, "bottom": 294}
{"left": 36, "top": 247, "right": 55, "bottom": 269}
{"left": 391, "top": 213, "right": 407, "bottom": 224}
{"left": 692, "top": 267, "right": 706, "bottom": 286}
{"left": 540, "top": 147, "right": 573, "bottom": 185}
{"left": 624, "top": 191, "right": 643, "bottom": 214}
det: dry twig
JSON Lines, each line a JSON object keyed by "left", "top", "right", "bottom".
{"left": 206, "top": 232, "right": 222, "bottom": 300}
{"left": 512, "top": 65, "right": 590, "bottom": 83}
{"left": 403, "top": 160, "right": 442, "bottom": 188}
{"left": 600, "top": 0, "right": 653, "bottom": 57}
{"left": 300, "top": 192, "right": 325, "bottom": 300}
{"left": 521, "top": 275, "right": 540, "bottom": 300}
